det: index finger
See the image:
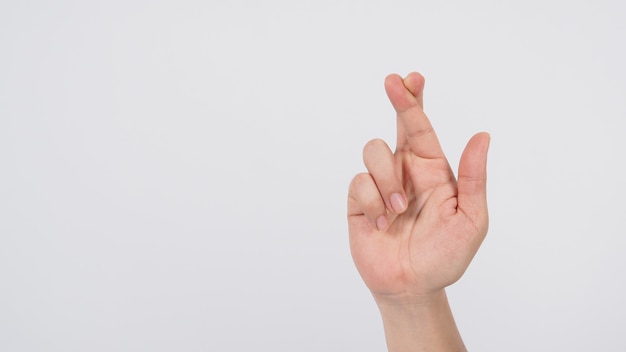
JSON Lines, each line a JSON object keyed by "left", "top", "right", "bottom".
{"left": 385, "top": 73, "right": 445, "bottom": 159}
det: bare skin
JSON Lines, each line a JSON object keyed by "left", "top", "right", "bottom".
{"left": 348, "top": 72, "right": 490, "bottom": 351}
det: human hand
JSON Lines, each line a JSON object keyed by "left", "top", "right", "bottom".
{"left": 347, "top": 72, "right": 490, "bottom": 306}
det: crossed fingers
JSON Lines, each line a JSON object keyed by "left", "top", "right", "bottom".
{"left": 349, "top": 72, "right": 445, "bottom": 230}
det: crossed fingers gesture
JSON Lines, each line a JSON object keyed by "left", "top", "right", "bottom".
{"left": 348, "top": 72, "right": 491, "bottom": 303}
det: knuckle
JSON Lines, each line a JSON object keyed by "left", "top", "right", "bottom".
{"left": 348, "top": 173, "right": 384, "bottom": 215}
{"left": 350, "top": 173, "right": 371, "bottom": 190}
{"left": 362, "top": 138, "right": 387, "bottom": 156}
{"left": 363, "top": 199, "right": 383, "bottom": 214}
{"left": 406, "top": 125, "right": 434, "bottom": 140}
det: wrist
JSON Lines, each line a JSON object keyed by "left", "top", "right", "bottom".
{"left": 373, "top": 288, "right": 446, "bottom": 309}
{"left": 374, "top": 289, "right": 466, "bottom": 352}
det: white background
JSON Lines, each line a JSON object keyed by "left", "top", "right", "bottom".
{"left": 1, "top": 1, "right": 625, "bottom": 351}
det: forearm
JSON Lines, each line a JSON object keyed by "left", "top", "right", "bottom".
{"left": 375, "top": 289, "right": 466, "bottom": 352}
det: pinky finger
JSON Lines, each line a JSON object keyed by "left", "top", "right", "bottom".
{"left": 348, "top": 173, "right": 389, "bottom": 231}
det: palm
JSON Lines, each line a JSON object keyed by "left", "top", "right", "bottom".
{"left": 348, "top": 73, "right": 490, "bottom": 301}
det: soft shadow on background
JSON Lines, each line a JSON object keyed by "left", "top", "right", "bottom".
{"left": 1, "top": 1, "right": 625, "bottom": 351}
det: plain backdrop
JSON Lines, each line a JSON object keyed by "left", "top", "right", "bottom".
{"left": 1, "top": 1, "right": 625, "bottom": 351}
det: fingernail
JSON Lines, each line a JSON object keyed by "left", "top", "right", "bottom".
{"left": 376, "top": 215, "right": 388, "bottom": 231}
{"left": 390, "top": 193, "right": 406, "bottom": 213}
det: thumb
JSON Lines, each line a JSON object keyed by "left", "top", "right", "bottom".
{"left": 457, "top": 132, "right": 491, "bottom": 222}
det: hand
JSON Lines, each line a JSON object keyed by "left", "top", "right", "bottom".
{"left": 347, "top": 72, "right": 490, "bottom": 306}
